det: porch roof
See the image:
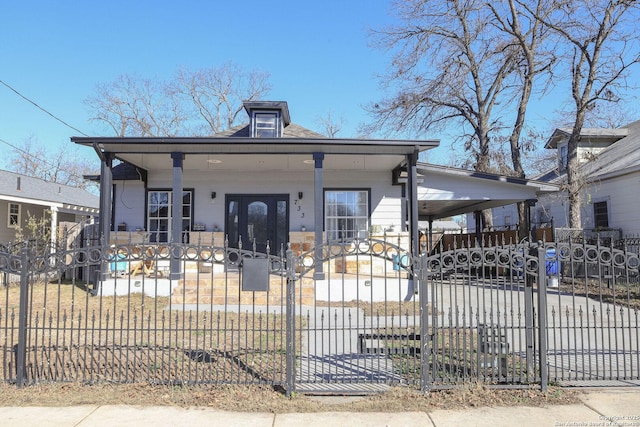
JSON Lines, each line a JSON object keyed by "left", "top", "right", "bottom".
{"left": 415, "top": 164, "right": 559, "bottom": 220}
{"left": 72, "top": 136, "right": 439, "bottom": 156}
{"left": 72, "top": 136, "right": 440, "bottom": 173}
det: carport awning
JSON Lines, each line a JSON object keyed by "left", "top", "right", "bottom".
{"left": 416, "top": 164, "right": 558, "bottom": 220}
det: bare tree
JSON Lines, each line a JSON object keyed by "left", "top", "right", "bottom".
{"left": 487, "top": 0, "right": 557, "bottom": 234}
{"left": 8, "top": 136, "right": 98, "bottom": 190}
{"left": 85, "top": 62, "right": 272, "bottom": 137}
{"left": 85, "top": 74, "right": 185, "bottom": 137}
{"left": 530, "top": 0, "right": 640, "bottom": 228}
{"left": 367, "top": 0, "right": 544, "bottom": 229}
{"left": 173, "top": 63, "right": 271, "bottom": 135}
{"left": 317, "top": 111, "right": 344, "bottom": 137}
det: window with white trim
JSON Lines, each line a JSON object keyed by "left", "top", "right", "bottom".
{"left": 325, "top": 190, "right": 369, "bottom": 240}
{"left": 8, "top": 203, "right": 20, "bottom": 228}
{"left": 147, "top": 190, "right": 192, "bottom": 243}
{"left": 252, "top": 112, "right": 280, "bottom": 137}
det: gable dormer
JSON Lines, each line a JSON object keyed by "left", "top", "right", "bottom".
{"left": 544, "top": 127, "right": 628, "bottom": 172}
{"left": 243, "top": 101, "right": 291, "bottom": 138}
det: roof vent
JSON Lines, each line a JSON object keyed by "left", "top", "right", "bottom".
{"left": 16, "top": 177, "right": 21, "bottom": 191}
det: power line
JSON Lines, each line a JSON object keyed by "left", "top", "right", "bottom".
{"left": 0, "top": 79, "right": 89, "bottom": 137}
{"left": 0, "top": 136, "right": 94, "bottom": 183}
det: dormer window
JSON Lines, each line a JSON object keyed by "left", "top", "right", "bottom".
{"left": 253, "top": 112, "right": 280, "bottom": 138}
{"left": 243, "top": 101, "right": 291, "bottom": 138}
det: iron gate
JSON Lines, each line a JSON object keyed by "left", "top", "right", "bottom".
{"left": 1, "top": 236, "right": 638, "bottom": 392}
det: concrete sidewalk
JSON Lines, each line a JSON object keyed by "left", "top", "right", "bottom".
{"left": 2, "top": 389, "right": 639, "bottom": 427}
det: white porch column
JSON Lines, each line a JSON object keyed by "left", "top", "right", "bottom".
{"left": 50, "top": 206, "right": 58, "bottom": 251}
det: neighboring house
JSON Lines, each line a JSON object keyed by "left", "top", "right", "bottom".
{"left": 467, "top": 120, "right": 640, "bottom": 237}
{"left": 72, "top": 100, "right": 556, "bottom": 279}
{"left": 0, "top": 169, "right": 99, "bottom": 246}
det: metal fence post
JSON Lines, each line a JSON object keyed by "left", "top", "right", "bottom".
{"left": 285, "top": 245, "right": 296, "bottom": 397}
{"left": 16, "top": 246, "right": 30, "bottom": 387}
{"left": 524, "top": 243, "right": 535, "bottom": 378}
{"left": 537, "top": 242, "right": 549, "bottom": 392}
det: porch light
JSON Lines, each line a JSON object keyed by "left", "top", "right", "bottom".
{"left": 211, "top": 192, "right": 216, "bottom": 199}
{"left": 298, "top": 191, "right": 303, "bottom": 200}
{"left": 207, "top": 158, "right": 222, "bottom": 164}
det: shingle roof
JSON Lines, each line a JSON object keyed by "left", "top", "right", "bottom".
{"left": 0, "top": 169, "right": 99, "bottom": 209}
{"left": 538, "top": 120, "right": 640, "bottom": 184}
{"left": 578, "top": 120, "right": 640, "bottom": 179}
{"left": 216, "top": 122, "right": 326, "bottom": 138}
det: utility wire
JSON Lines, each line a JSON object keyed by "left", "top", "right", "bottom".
{"left": 0, "top": 79, "right": 89, "bottom": 137}
{"left": 0, "top": 136, "right": 92, "bottom": 182}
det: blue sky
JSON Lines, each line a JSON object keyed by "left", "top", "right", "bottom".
{"left": 1, "top": 0, "right": 412, "bottom": 168}
{"left": 2, "top": 1, "right": 639, "bottom": 173}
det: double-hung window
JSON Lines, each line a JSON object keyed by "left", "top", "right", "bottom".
{"left": 147, "top": 190, "right": 192, "bottom": 243}
{"left": 252, "top": 112, "right": 280, "bottom": 137}
{"left": 324, "top": 190, "right": 369, "bottom": 240}
{"left": 7, "top": 203, "right": 20, "bottom": 228}
{"left": 593, "top": 201, "right": 609, "bottom": 228}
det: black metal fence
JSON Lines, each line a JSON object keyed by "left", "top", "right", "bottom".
{"left": 1, "top": 235, "right": 638, "bottom": 394}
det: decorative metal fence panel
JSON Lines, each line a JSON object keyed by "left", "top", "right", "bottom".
{"left": 0, "top": 241, "right": 289, "bottom": 387}
{"left": 544, "top": 240, "right": 640, "bottom": 385}
{"left": 291, "top": 238, "right": 423, "bottom": 394}
{"left": 423, "top": 242, "right": 546, "bottom": 389}
{"left": 1, "top": 235, "right": 638, "bottom": 392}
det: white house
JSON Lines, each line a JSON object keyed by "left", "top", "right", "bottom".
{"left": 466, "top": 120, "right": 640, "bottom": 238}
{"left": 73, "top": 100, "right": 557, "bottom": 279}
{"left": 0, "top": 169, "right": 99, "bottom": 246}
{"left": 536, "top": 121, "right": 640, "bottom": 236}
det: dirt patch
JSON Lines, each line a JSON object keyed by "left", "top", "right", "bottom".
{"left": 557, "top": 278, "right": 640, "bottom": 311}
{"left": 0, "top": 382, "right": 580, "bottom": 413}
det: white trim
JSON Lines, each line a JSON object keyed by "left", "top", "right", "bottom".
{"left": 0, "top": 194, "right": 63, "bottom": 208}
{"left": 7, "top": 202, "right": 20, "bottom": 229}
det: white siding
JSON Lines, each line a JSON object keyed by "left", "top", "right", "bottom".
{"left": 113, "top": 181, "right": 146, "bottom": 231}
{"left": 589, "top": 174, "right": 640, "bottom": 235}
{"left": 537, "top": 172, "right": 640, "bottom": 235}
{"left": 137, "top": 170, "right": 402, "bottom": 234}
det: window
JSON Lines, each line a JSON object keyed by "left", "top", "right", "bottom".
{"left": 559, "top": 145, "right": 568, "bottom": 171}
{"left": 537, "top": 208, "right": 551, "bottom": 224}
{"left": 325, "top": 190, "right": 369, "bottom": 240}
{"left": 252, "top": 112, "right": 280, "bottom": 137}
{"left": 7, "top": 203, "right": 20, "bottom": 228}
{"left": 147, "top": 190, "right": 192, "bottom": 243}
{"left": 593, "top": 201, "right": 609, "bottom": 228}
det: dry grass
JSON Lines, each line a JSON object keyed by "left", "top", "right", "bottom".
{"left": 0, "top": 382, "right": 581, "bottom": 412}
{"left": 558, "top": 278, "right": 640, "bottom": 311}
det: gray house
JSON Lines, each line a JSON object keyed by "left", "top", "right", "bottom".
{"left": 73, "top": 101, "right": 556, "bottom": 280}
{"left": 0, "top": 169, "right": 99, "bottom": 246}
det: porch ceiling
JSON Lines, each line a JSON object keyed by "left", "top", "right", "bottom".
{"left": 114, "top": 153, "right": 408, "bottom": 172}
